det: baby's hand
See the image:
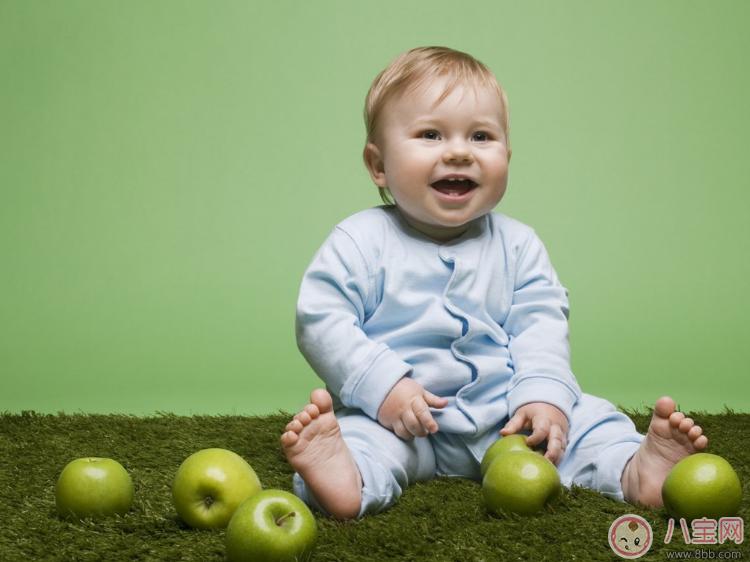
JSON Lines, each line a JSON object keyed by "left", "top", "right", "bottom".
{"left": 500, "top": 402, "right": 569, "bottom": 465}
{"left": 377, "top": 378, "right": 448, "bottom": 440}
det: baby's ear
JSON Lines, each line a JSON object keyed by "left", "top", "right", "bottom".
{"left": 363, "top": 143, "right": 387, "bottom": 188}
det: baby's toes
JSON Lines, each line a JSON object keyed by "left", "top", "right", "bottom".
{"left": 669, "top": 411, "right": 685, "bottom": 428}
{"left": 304, "top": 404, "right": 320, "bottom": 419}
{"left": 286, "top": 419, "right": 303, "bottom": 433}
{"left": 694, "top": 435, "right": 709, "bottom": 450}
{"left": 688, "top": 425, "right": 703, "bottom": 440}
{"left": 678, "top": 417, "right": 694, "bottom": 433}
{"left": 295, "top": 411, "right": 312, "bottom": 426}
{"left": 280, "top": 430, "right": 299, "bottom": 447}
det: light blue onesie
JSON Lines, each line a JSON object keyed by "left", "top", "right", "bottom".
{"left": 293, "top": 206, "right": 644, "bottom": 517}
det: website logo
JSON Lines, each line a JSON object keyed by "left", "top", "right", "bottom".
{"left": 609, "top": 514, "right": 653, "bottom": 559}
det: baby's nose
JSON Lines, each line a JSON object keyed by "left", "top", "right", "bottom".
{"left": 442, "top": 148, "right": 474, "bottom": 164}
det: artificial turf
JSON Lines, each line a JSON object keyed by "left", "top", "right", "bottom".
{"left": 1, "top": 407, "right": 748, "bottom": 561}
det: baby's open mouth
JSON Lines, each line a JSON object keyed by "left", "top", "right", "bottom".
{"left": 430, "top": 178, "right": 478, "bottom": 196}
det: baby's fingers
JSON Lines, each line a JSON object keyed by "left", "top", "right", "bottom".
{"left": 412, "top": 396, "right": 439, "bottom": 434}
{"left": 525, "top": 416, "right": 551, "bottom": 447}
{"left": 544, "top": 424, "right": 567, "bottom": 465}
{"left": 500, "top": 411, "right": 529, "bottom": 436}
{"left": 392, "top": 419, "right": 414, "bottom": 441}
{"left": 402, "top": 408, "right": 429, "bottom": 438}
{"left": 423, "top": 390, "right": 448, "bottom": 409}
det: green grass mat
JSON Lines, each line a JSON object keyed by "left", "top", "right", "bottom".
{"left": 1, "top": 408, "right": 748, "bottom": 561}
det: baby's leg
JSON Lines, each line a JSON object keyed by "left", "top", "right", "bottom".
{"left": 555, "top": 393, "right": 644, "bottom": 500}
{"left": 281, "top": 389, "right": 362, "bottom": 519}
{"left": 556, "top": 393, "right": 707, "bottom": 507}
{"left": 281, "top": 389, "right": 436, "bottom": 520}
{"left": 620, "top": 396, "right": 707, "bottom": 507}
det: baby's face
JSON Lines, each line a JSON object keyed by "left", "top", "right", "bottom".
{"left": 365, "top": 77, "right": 510, "bottom": 242}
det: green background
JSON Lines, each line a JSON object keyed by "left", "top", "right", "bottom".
{"left": 2, "top": 1, "right": 748, "bottom": 415}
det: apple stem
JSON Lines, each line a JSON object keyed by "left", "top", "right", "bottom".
{"left": 275, "top": 511, "right": 296, "bottom": 526}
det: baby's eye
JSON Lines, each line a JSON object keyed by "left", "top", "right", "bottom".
{"left": 421, "top": 130, "right": 441, "bottom": 140}
{"left": 472, "top": 131, "right": 490, "bottom": 142}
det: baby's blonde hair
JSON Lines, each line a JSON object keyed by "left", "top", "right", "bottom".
{"left": 363, "top": 46, "right": 511, "bottom": 205}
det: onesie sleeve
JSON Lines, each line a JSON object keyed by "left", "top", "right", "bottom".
{"left": 504, "top": 229, "right": 582, "bottom": 422}
{"left": 296, "top": 226, "right": 412, "bottom": 420}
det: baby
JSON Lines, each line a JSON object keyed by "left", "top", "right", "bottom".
{"left": 281, "top": 46, "right": 708, "bottom": 520}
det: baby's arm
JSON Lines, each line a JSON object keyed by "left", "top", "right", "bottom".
{"left": 296, "top": 226, "right": 414, "bottom": 421}
{"left": 502, "top": 228, "right": 582, "bottom": 461}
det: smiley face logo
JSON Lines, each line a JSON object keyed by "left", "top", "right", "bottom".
{"left": 608, "top": 514, "right": 653, "bottom": 559}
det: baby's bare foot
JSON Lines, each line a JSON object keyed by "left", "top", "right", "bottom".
{"left": 622, "top": 396, "right": 709, "bottom": 507}
{"left": 281, "top": 389, "right": 363, "bottom": 520}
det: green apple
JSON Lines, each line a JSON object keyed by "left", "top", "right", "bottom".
{"left": 482, "top": 450, "right": 561, "bottom": 515}
{"left": 55, "top": 457, "right": 134, "bottom": 519}
{"left": 225, "top": 489, "right": 317, "bottom": 562}
{"left": 172, "top": 448, "right": 262, "bottom": 529}
{"left": 480, "top": 434, "right": 532, "bottom": 476}
{"left": 662, "top": 453, "right": 742, "bottom": 520}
